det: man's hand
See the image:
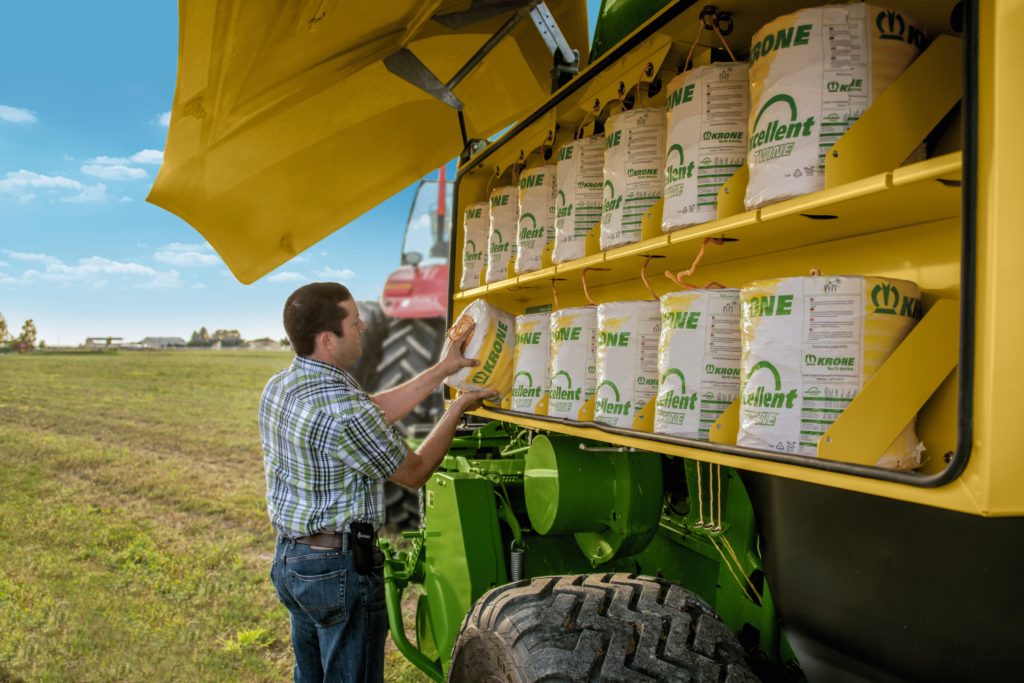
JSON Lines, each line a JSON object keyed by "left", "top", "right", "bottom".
{"left": 455, "top": 389, "right": 499, "bottom": 413}
{"left": 439, "top": 323, "right": 479, "bottom": 376}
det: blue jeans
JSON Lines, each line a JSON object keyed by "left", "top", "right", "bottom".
{"left": 270, "top": 536, "right": 388, "bottom": 683}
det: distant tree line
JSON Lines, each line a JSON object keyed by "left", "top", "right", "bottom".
{"left": 0, "top": 313, "right": 39, "bottom": 353}
{"left": 188, "top": 326, "right": 245, "bottom": 347}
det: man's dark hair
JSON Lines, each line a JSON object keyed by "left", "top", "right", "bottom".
{"left": 283, "top": 282, "right": 352, "bottom": 356}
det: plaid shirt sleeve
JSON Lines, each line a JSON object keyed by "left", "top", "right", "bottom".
{"left": 329, "top": 393, "right": 408, "bottom": 480}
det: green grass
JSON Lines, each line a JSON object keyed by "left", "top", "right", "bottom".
{"left": 0, "top": 350, "right": 428, "bottom": 682}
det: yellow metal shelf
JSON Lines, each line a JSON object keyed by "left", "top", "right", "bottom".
{"left": 453, "top": 152, "right": 961, "bottom": 302}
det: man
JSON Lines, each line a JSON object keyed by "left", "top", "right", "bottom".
{"left": 259, "top": 282, "right": 495, "bottom": 682}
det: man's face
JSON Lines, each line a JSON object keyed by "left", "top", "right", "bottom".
{"left": 328, "top": 298, "right": 365, "bottom": 368}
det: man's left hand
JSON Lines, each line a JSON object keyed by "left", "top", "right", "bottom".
{"left": 440, "top": 323, "right": 478, "bottom": 376}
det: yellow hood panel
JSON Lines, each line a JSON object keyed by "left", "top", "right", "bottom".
{"left": 148, "top": 0, "right": 588, "bottom": 283}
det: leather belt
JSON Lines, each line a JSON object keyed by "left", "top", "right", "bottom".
{"left": 295, "top": 532, "right": 348, "bottom": 549}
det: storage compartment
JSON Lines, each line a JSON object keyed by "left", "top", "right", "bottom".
{"left": 449, "top": 0, "right": 968, "bottom": 501}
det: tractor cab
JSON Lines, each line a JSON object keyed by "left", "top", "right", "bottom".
{"left": 381, "top": 176, "right": 453, "bottom": 321}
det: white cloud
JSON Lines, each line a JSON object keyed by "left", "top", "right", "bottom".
{"left": 0, "top": 105, "right": 37, "bottom": 124}
{"left": 3, "top": 250, "right": 60, "bottom": 264}
{"left": 192, "top": 282, "right": 207, "bottom": 289}
{"left": 154, "top": 242, "right": 219, "bottom": 267}
{"left": 0, "top": 260, "right": 8, "bottom": 267}
{"left": 0, "top": 273, "right": 18, "bottom": 285}
{"left": 61, "top": 183, "right": 108, "bottom": 203}
{"left": 316, "top": 267, "right": 356, "bottom": 280}
{"left": 266, "top": 271, "right": 306, "bottom": 283}
{"left": 4, "top": 252, "right": 181, "bottom": 289}
{"left": 158, "top": 111, "right": 171, "bottom": 127}
{"left": 119, "top": 196, "right": 133, "bottom": 203}
{"left": 81, "top": 164, "right": 148, "bottom": 180}
{"left": 0, "top": 170, "right": 107, "bottom": 203}
{"left": 130, "top": 149, "right": 163, "bottom": 165}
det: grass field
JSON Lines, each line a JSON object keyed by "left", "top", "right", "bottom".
{"left": 0, "top": 350, "right": 428, "bottom": 683}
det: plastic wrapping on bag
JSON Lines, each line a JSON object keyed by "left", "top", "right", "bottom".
{"left": 511, "top": 312, "right": 551, "bottom": 413}
{"left": 553, "top": 136, "right": 604, "bottom": 263}
{"left": 655, "top": 290, "right": 742, "bottom": 439}
{"left": 547, "top": 306, "right": 597, "bottom": 419}
{"left": 459, "top": 202, "right": 489, "bottom": 290}
{"left": 594, "top": 300, "right": 661, "bottom": 430}
{"left": 745, "top": 4, "right": 925, "bottom": 209}
{"left": 738, "top": 275, "right": 923, "bottom": 469}
{"left": 600, "top": 108, "right": 665, "bottom": 249}
{"left": 662, "top": 64, "right": 749, "bottom": 231}
{"left": 485, "top": 185, "right": 518, "bottom": 283}
{"left": 515, "top": 166, "right": 556, "bottom": 274}
{"left": 444, "top": 299, "right": 516, "bottom": 397}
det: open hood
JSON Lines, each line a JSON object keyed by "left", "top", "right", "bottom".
{"left": 148, "top": 0, "right": 588, "bottom": 283}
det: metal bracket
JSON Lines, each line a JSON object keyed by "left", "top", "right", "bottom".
{"left": 528, "top": 1, "right": 580, "bottom": 81}
{"left": 385, "top": 0, "right": 579, "bottom": 115}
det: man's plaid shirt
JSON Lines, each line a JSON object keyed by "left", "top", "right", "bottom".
{"left": 259, "top": 356, "right": 408, "bottom": 537}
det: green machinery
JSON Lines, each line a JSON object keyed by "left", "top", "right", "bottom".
{"left": 383, "top": 424, "right": 789, "bottom": 680}
{"left": 150, "top": 0, "right": 1024, "bottom": 679}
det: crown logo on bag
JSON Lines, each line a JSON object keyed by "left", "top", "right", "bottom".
{"left": 871, "top": 282, "right": 900, "bottom": 314}
{"left": 876, "top": 10, "right": 906, "bottom": 40}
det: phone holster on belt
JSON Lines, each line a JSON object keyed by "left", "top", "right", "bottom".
{"left": 350, "top": 521, "right": 381, "bottom": 575}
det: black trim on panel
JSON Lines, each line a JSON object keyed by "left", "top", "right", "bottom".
{"left": 741, "top": 471, "right": 1024, "bottom": 681}
{"left": 450, "top": 0, "right": 978, "bottom": 490}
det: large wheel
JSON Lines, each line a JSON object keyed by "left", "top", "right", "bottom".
{"left": 376, "top": 317, "right": 445, "bottom": 529}
{"left": 448, "top": 573, "right": 759, "bottom": 683}
{"left": 376, "top": 317, "right": 446, "bottom": 435}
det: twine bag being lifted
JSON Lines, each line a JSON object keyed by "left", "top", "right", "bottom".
{"left": 444, "top": 299, "right": 516, "bottom": 398}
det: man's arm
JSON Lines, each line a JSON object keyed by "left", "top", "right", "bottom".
{"left": 389, "top": 389, "right": 496, "bottom": 489}
{"left": 371, "top": 325, "right": 476, "bottom": 423}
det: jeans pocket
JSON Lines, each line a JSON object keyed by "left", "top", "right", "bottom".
{"left": 287, "top": 568, "right": 347, "bottom": 628}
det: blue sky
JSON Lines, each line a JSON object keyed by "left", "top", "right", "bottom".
{"left": 0, "top": 2, "right": 600, "bottom": 345}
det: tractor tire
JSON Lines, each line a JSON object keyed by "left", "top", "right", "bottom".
{"left": 376, "top": 317, "right": 447, "bottom": 435}
{"left": 448, "top": 573, "right": 759, "bottom": 683}
{"left": 346, "top": 306, "right": 442, "bottom": 530}
{"left": 372, "top": 317, "right": 446, "bottom": 530}
{"left": 346, "top": 301, "right": 389, "bottom": 391}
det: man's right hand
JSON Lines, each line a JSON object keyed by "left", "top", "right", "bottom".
{"left": 455, "top": 389, "right": 499, "bottom": 413}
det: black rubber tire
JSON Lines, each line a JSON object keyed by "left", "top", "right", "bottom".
{"left": 346, "top": 301, "right": 389, "bottom": 391}
{"left": 376, "top": 317, "right": 446, "bottom": 436}
{"left": 448, "top": 573, "right": 760, "bottom": 683}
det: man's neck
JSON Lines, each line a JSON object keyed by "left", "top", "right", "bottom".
{"left": 304, "top": 350, "right": 344, "bottom": 370}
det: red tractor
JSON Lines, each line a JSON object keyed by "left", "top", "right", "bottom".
{"left": 349, "top": 169, "right": 453, "bottom": 527}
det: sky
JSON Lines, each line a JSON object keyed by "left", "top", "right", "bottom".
{"left": 0, "top": 2, "right": 601, "bottom": 345}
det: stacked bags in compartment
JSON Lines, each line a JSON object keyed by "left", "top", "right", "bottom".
{"left": 511, "top": 312, "right": 551, "bottom": 414}
{"left": 662, "top": 63, "right": 749, "bottom": 231}
{"left": 655, "top": 289, "right": 742, "bottom": 439}
{"left": 737, "top": 275, "right": 923, "bottom": 469}
{"left": 745, "top": 4, "right": 925, "bottom": 208}
{"left": 601, "top": 108, "right": 665, "bottom": 249}
{"left": 594, "top": 301, "right": 661, "bottom": 431}
{"left": 553, "top": 136, "right": 604, "bottom": 263}
{"left": 547, "top": 307, "right": 598, "bottom": 419}
{"left": 459, "top": 202, "right": 489, "bottom": 290}
{"left": 515, "top": 166, "right": 557, "bottom": 274}
{"left": 485, "top": 185, "right": 518, "bottom": 284}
